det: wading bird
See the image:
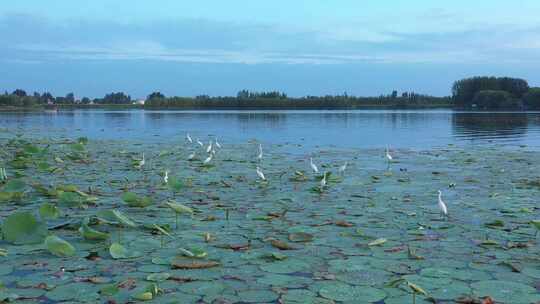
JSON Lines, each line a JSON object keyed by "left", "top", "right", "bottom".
{"left": 0, "top": 168, "right": 7, "bottom": 182}
{"left": 135, "top": 153, "right": 145, "bottom": 169}
{"left": 203, "top": 153, "right": 213, "bottom": 165}
{"left": 164, "top": 170, "right": 169, "bottom": 184}
{"left": 206, "top": 141, "right": 213, "bottom": 153}
{"left": 256, "top": 166, "right": 266, "bottom": 181}
{"left": 186, "top": 133, "right": 193, "bottom": 144}
{"left": 437, "top": 190, "right": 448, "bottom": 219}
{"left": 339, "top": 162, "right": 348, "bottom": 175}
{"left": 196, "top": 139, "right": 204, "bottom": 147}
{"left": 257, "top": 144, "right": 263, "bottom": 161}
{"left": 310, "top": 158, "right": 319, "bottom": 173}
{"left": 385, "top": 146, "right": 393, "bottom": 161}
{"left": 320, "top": 171, "right": 327, "bottom": 188}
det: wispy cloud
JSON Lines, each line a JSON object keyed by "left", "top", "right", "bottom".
{"left": 1, "top": 13, "right": 540, "bottom": 66}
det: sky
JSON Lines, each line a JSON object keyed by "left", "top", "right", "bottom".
{"left": 1, "top": 0, "right": 540, "bottom": 98}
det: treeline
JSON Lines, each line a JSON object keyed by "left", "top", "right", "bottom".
{"left": 144, "top": 90, "right": 450, "bottom": 109}
{"left": 3, "top": 76, "right": 539, "bottom": 110}
{"left": 452, "top": 77, "right": 540, "bottom": 109}
{"left": 0, "top": 90, "right": 133, "bottom": 107}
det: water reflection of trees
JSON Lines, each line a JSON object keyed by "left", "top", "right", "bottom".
{"left": 236, "top": 113, "right": 287, "bottom": 130}
{"left": 452, "top": 112, "right": 529, "bottom": 139}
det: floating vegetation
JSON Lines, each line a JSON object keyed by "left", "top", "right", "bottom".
{"left": 0, "top": 135, "right": 539, "bottom": 303}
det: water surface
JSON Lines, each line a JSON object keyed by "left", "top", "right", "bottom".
{"left": 1, "top": 110, "right": 540, "bottom": 149}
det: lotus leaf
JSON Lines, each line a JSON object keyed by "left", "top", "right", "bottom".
{"left": 238, "top": 290, "right": 279, "bottom": 303}
{"left": 1, "top": 212, "right": 48, "bottom": 245}
{"left": 79, "top": 222, "right": 109, "bottom": 241}
{"left": 45, "top": 235, "right": 76, "bottom": 257}
{"left": 288, "top": 232, "right": 314, "bottom": 242}
{"left": 471, "top": 280, "right": 539, "bottom": 304}
{"left": 2, "top": 179, "right": 26, "bottom": 192}
{"left": 39, "top": 203, "right": 60, "bottom": 219}
{"left": 109, "top": 242, "right": 128, "bottom": 259}
{"left": 318, "top": 282, "right": 386, "bottom": 302}
{"left": 97, "top": 209, "right": 137, "bottom": 227}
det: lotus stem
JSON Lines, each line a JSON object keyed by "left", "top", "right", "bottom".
{"left": 175, "top": 213, "right": 179, "bottom": 230}
{"left": 412, "top": 292, "right": 416, "bottom": 304}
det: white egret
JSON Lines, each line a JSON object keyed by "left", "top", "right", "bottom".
{"left": 196, "top": 139, "right": 204, "bottom": 147}
{"left": 437, "top": 190, "right": 448, "bottom": 218}
{"left": 215, "top": 138, "right": 222, "bottom": 149}
{"left": 0, "top": 168, "right": 7, "bottom": 181}
{"left": 188, "top": 152, "right": 196, "bottom": 160}
{"left": 206, "top": 141, "right": 213, "bottom": 153}
{"left": 135, "top": 153, "right": 145, "bottom": 169}
{"left": 339, "top": 162, "right": 348, "bottom": 175}
{"left": 256, "top": 166, "right": 266, "bottom": 181}
{"left": 320, "top": 172, "right": 327, "bottom": 188}
{"left": 310, "top": 158, "right": 319, "bottom": 173}
{"left": 257, "top": 144, "right": 263, "bottom": 161}
{"left": 186, "top": 133, "right": 193, "bottom": 144}
{"left": 164, "top": 170, "right": 169, "bottom": 184}
{"left": 385, "top": 146, "right": 393, "bottom": 161}
{"left": 203, "top": 153, "right": 213, "bottom": 164}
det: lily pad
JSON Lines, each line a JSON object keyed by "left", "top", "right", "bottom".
{"left": 39, "top": 203, "right": 60, "bottom": 219}
{"left": 1, "top": 212, "right": 48, "bottom": 245}
{"left": 45, "top": 235, "right": 76, "bottom": 257}
{"left": 318, "top": 282, "right": 386, "bottom": 302}
{"left": 471, "top": 280, "right": 539, "bottom": 304}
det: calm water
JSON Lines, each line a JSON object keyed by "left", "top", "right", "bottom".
{"left": 1, "top": 109, "right": 540, "bottom": 149}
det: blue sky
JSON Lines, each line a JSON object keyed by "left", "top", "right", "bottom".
{"left": 1, "top": 1, "right": 539, "bottom": 98}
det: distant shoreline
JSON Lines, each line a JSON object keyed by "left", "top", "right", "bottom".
{"left": 0, "top": 103, "right": 454, "bottom": 112}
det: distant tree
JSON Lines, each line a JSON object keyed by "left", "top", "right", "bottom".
{"left": 147, "top": 92, "right": 165, "bottom": 100}
{"left": 41, "top": 92, "right": 54, "bottom": 104}
{"left": 81, "top": 97, "right": 91, "bottom": 104}
{"left": 452, "top": 76, "right": 529, "bottom": 108}
{"left": 102, "top": 92, "right": 131, "bottom": 104}
{"left": 524, "top": 88, "right": 540, "bottom": 110}
{"left": 472, "top": 90, "right": 517, "bottom": 109}
{"left": 65, "top": 93, "right": 75, "bottom": 104}
{"left": 12, "top": 89, "right": 27, "bottom": 97}
{"left": 391, "top": 90, "right": 398, "bottom": 99}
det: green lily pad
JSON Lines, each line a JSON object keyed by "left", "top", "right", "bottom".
{"left": 122, "top": 192, "right": 152, "bottom": 208}
{"left": 2, "top": 179, "right": 26, "bottom": 192}
{"left": 1, "top": 212, "right": 48, "bottom": 245}
{"left": 260, "top": 259, "right": 310, "bottom": 274}
{"left": 288, "top": 232, "right": 314, "bottom": 242}
{"left": 238, "top": 290, "right": 279, "bottom": 303}
{"left": 45, "top": 282, "right": 99, "bottom": 302}
{"left": 45, "top": 235, "right": 76, "bottom": 257}
{"left": 165, "top": 201, "right": 194, "bottom": 214}
{"left": 39, "top": 203, "right": 60, "bottom": 219}
{"left": 79, "top": 222, "right": 109, "bottom": 241}
{"left": 97, "top": 210, "right": 137, "bottom": 227}
{"left": 471, "top": 280, "right": 539, "bottom": 304}
{"left": 146, "top": 273, "right": 171, "bottom": 282}
{"left": 318, "top": 282, "right": 386, "bottom": 302}
{"left": 58, "top": 191, "right": 84, "bottom": 206}
{"left": 109, "top": 242, "right": 128, "bottom": 259}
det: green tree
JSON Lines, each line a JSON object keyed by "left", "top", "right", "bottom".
{"left": 524, "top": 88, "right": 540, "bottom": 110}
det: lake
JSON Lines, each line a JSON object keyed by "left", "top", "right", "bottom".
{"left": 1, "top": 109, "right": 540, "bottom": 303}
{"left": 1, "top": 110, "right": 540, "bottom": 149}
